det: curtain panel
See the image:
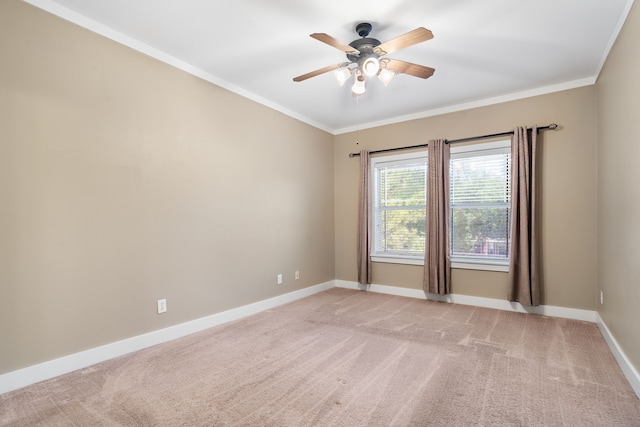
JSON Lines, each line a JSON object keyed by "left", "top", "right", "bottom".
{"left": 357, "top": 150, "right": 372, "bottom": 285}
{"left": 508, "top": 126, "right": 539, "bottom": 306}
{"left": 424, "top": 139, "right": 451, "bottom": 294}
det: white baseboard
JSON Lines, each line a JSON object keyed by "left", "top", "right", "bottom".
{"left": 335, "top": 280, "right": 597, "bottom": 322}
{"left": 595, "top": 313, "right": 640, "bottom": 398}
{"left": 5, "top": 280, "right": 638, "bottom": 401}
{"left": 0, "top": 281, "right": 335, "bottom": 395}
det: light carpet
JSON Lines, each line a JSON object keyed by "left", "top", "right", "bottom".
{"left": 1, "top": 288, "right": 639, "bottom": 426}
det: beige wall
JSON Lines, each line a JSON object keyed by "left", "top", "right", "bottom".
{"left": 334, "top": 87, "right": 598, "bottom": 309}
{"left": 0, "top": 1, "right": 335, "bottom": 374}
{"left": 596, "top": 2, "right": 640, "bottom": 372}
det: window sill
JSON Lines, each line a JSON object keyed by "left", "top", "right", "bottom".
{"left": 371, "top": 255, "right": 509, "bottom": 272}
{"left": 371, "top": 255, "right": 424, "bottom": 266}
{"left": 451, "top": 261, "right": 508, "bottom": 272}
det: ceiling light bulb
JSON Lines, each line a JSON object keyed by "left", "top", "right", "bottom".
{"left": 352, "top": 74, "right": 366, "bottom": 95}
{"left": 360, "top": 56, "right": 380, "bottom": 77}
{"left": 377, "top": 68, "right": 397, "bottom": 86}
{"left": 334, "top": 67, "right": 352, "bottom": 86}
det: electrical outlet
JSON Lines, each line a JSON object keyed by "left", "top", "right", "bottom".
{"left": 157, "top": 298, "right": 167, "bottom": 314}
{"left": 295, "top": 270, "right": 300, "bottom": 280}
{"left": 277, "top": 274, "right": 283, "bottom": 285}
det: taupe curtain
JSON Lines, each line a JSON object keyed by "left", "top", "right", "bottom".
{"left": 357, "top": 150, "right": 372, "bottom": 285}
{"left": 508, "top": 126, "right": 539, "bottom": 306}
{"left": 423, "top": 139, "right": 451, "bottom": 295}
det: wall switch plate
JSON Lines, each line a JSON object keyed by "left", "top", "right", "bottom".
{"left": 600, "top": 291, "right": 604, "bottom": 305}
{"left": 157, "top": 298, "right": 167, "bottom": 314}
{"left": 277, "top": 274, "right": 283, "bottom": 285}
{"left": 295, "top": 271, "right": 300, "bottom": 280}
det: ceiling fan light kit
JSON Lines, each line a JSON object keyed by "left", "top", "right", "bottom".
{"left": 294, "top": 22, "right": 435, "bottom": 96}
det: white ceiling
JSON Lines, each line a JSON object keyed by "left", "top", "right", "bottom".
{"left": 26, "top": 0, "right": 634, "bottom": 134}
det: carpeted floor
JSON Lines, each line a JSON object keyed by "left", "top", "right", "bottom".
{"left": 1, "top": 288, "right": 639, "bottom": 426}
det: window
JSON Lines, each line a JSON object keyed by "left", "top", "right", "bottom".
{"left": 369, "top": 140, "right": 511, "bottom": 271}
{"left": 450, "top": 140, "right": 511, "bottom": 270}
{"left": 371, "top": 152, "right": 427, "bottom": 264}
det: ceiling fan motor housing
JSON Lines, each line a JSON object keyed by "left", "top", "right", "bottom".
{"left": 348, "top": 23, "right": 382, "bottom": 77}
{"left": 349, "top": 37, "right": 382, "bottom": 77}
{"left": 347, "top": 38, "right": 381, "bottom": 62}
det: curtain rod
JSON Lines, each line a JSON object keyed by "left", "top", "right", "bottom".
{"left": 347, "top": 123, "right": 558, "bottom": 158}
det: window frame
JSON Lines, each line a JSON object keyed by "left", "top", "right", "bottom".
{"left": 368, "top": 140, "right": 511, "bottom": 273}
{"left": 370, "top": 151, "right": 427, "bottom": 265}
{"left": 449, "top": 140, "right": 511, "bottom": 272}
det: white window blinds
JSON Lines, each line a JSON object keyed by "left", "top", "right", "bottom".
{"left": 450, "top": 142, "right": 511, "bottom": 261}
{"left": 372, "top": 153, "right": 427, "bottom": 258}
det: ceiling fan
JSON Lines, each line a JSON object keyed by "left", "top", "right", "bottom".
{"left": 293, "top": 22, "right": 435, "bottom": 95}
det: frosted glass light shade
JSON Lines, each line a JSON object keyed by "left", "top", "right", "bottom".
{"left": 352, "top": 74, "right": 366, "bottom": 95}
{"left": 377, "top": 68, "right": 397, "bottom": 86}
{"left": 361, "top": 57, "right": 380, "bottom": 76}
{"left": 334, "top": 67, "right": 352, "bottom": 86}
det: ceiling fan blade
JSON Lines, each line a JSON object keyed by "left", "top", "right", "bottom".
{"left": 383, "top": 58, "right": 435, "bottom": 79}
{"left": 375, "top": 27, "right": 434, "bottom": 56}
{"left": 310, "top": 33, "right": 360, "bottom": 55}
{"left": 293, "top": 62, "right": 349, "bottom": 82}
